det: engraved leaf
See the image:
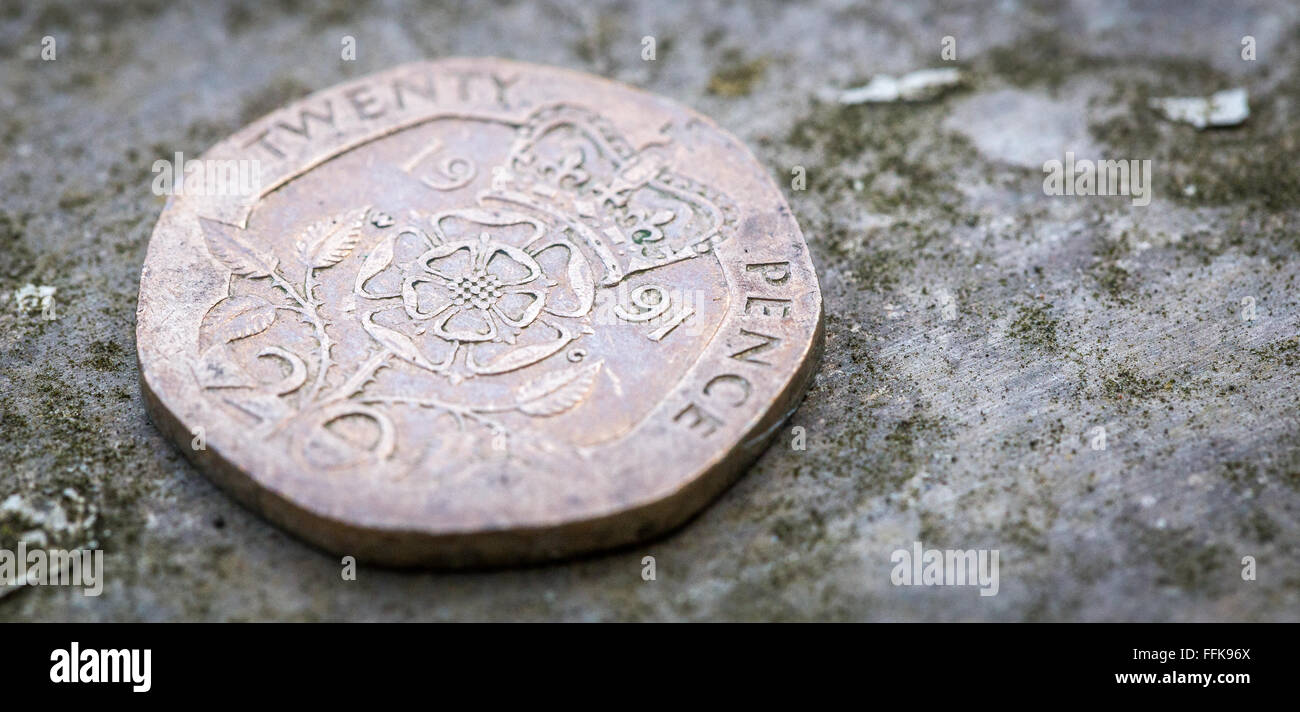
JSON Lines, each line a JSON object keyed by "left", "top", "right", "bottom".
{"left": 355, "top": 234, "right": 395, "bottom": 294}
{"left": 515, "top": 361, "right": 602, "bottom": 417}
{"left": 473, "top": 334, "right": 571, "bottom": 375}
{"left": 195, "top": 344, "right": 251, "bottom": 389}
{"left": 650, "top": 209, "right": 676, "bottom": 225}
{"left": 200, "top": 218, "right": 278, "bottom": 278}
{"left": 297, "top": 207, "right": 368, "bottom": 269}
{"left": 209, "top": 294, "right": 277, "bottom": 343}
{"left": 362, "top": 313, "right": 437, "bottom": 371}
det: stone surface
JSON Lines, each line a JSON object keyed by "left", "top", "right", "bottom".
{"left": 1, "top": 0, "right": 1297, "bottom": 621}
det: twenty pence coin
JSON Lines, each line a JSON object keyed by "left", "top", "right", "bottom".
{"left": 136, "top": 58, "right": 823, "bottom": 566}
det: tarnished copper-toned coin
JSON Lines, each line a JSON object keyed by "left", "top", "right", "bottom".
{"left": 137, "top": 58, "right": 823, "bottom": 566}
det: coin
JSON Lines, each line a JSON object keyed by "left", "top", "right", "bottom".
{"left": 137, "top": 58, "right": 823, "bottom": 566}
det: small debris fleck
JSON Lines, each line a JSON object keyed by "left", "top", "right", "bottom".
{"left": 832, "top": 68, "right": 963, "bottom": 104}
{"left": 12, "top": 283, "right": 58, "bottom": 320}
{"left": 1148, "top": 88, "right": 1249, "bottom": 129}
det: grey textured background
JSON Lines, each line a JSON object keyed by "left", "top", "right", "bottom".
{"left": 1, "top": 0, "right": 1297, "bottom": 621}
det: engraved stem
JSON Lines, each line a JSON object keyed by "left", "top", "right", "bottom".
{"left": 270, "top": 268, "right": 332, "bottom": 406}
{"left": 360, "top": 395, "right": 508, "bottom": 431}
{"left": 323, "top": 350, "right": 391, "bottom": 403}
{"left": 301, "top": 266, "right": 332, "bottom": 404}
